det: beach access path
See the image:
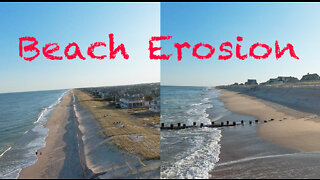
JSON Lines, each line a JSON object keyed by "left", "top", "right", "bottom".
{"left": 18, "top": 91, "right": 85, "bottom": 179}
{"left": 219, "top": 89, "right": 320, "bottom": 152}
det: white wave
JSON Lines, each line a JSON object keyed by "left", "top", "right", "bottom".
{"left": 201, "top": 97, "right": 210, "bottom": 103}
{"left": 0, "top": 147, "right": 11, "bottom": 159}
{"left": 5, "top": 90, "right": 69, "bottom": 179}
{"left": 191, "top": 97, "right": 211, "bottom": 107}
{"left": 33, "top": 91, "right": 67, "bottom": 124}
{"left": 185, "top": 103, "right": 213, "bottom": 125}
{"left": 1, "top": 168, "right": 21, "bottom": 179}
{"left": 191, "top": 102, "right": 203, "bottom": 106}
{"left": 161, "top": 128, "right": 222, "bottom": 179}
{"left": 161, "top": 88, "right": 225, "bottom": 179}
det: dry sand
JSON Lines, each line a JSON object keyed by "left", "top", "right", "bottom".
{"left": 18, "top": 91, "right": 84, "bottom": 179}
{"left": 73, "top": 89, "right": 160, "bottom": 160}
{"left": 17, "top": 89, "right": 160, "bottom": 179}
{"left": 219, "top": 89, "right": 320, "bottom": 152}
{"left": 72, "top": 91, "right": 160, "bottom": 179}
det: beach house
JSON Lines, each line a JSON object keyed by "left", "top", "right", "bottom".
{"left": 266, "top": 76, "right": 299, "bottom": 84}
{"left": 119, "top": 96, "right": 146, "bottom": 109}
{"left": 245, "top": 79, "right": 258, "bottom": 85}
{"left": 300, "top": 73, "right": 320, "bottom": 81}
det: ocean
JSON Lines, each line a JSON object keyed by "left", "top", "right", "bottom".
{"left": 160, "top": 86, "right": 320, "bottom": 179}
{"left": 160, "top": 86, "right": 229, "bottom": 179}
{"left": 0, "top": 89, "right": 68, "bottom": 179}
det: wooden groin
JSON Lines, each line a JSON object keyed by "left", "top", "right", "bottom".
{"left": 161, "top": 119, "right": 264, "bottom": 130}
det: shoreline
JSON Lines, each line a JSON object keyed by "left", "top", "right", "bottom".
{"left": 210, "top": 88, "right": 320, "bottom": 178}
{"left": 73, "top": 89, "right": 160, "bottom": 178}
{"left": 218, "top": 89, "right": 320, "bottom": 153}
{"left": 18, "top": 91, "right": 86, "bottom": 179}
{"left": 18, "top": 88, "right": 160, "bottom": 179}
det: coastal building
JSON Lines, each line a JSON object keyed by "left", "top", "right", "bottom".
{"left": 98, "top": 91, "right": 110, "bottom": 99}
{"left": 245, "top": 79, "right": 258, "bottom": 85}
{"left": 149, "top": 97, "right": 160, "bottom": 113}
{"left": 83, "top": 83, "right": 160, "bottom": 109}
{"left": 119, "top": 97, "right": 146, "bottom": 109}
{"left": 266, "top": 76, "right": 299, "bottom": 84}
{"left": 300, "top": 73, "right": 320, "bottom": 81}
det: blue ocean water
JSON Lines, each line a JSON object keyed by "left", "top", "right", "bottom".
{"left": 160, "top": 86, "right": 227, "bottom": 179}
{"left": 160, "top": 86, "right": 320, "bottom": 179}
{"left": 0, "top": 89, "right": 68, "bottom": 179}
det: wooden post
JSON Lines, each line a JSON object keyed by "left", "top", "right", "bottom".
{"left": 249, "top": 121, "right": 252, "bottom": 125}
{"left": 233, "top": 121, "right": 236, "bottom": 126}
{"left": 161, "top": 123, "right": 164, "bottom": 128}
{"left": 241, "top": 120, "right": 244, "bottom": 125}
{"left": 183, "top": 124, "right": 186, "bottom": 128}
{"left": 211, "top": 121, "right": 215, "bottom": 126}
{"left": 255, "top": 120, "right": 259, "bottom": 123}
{"left": 221, "top": 122, "right": 224, "bottom": 126}
{"left": 170, "top": 124, "right": 174, "bottom": 129}
{"left": 227, "top": 121, "right": 229, "bottom": 125}
{"left": 200, "top": 123, "right": 204, "bottom": 128}
{"left": 193, "top": 122, "right": 196, "bottom": 126}
{"left": 178, "top": 123, "right": 181, "bottom": 127}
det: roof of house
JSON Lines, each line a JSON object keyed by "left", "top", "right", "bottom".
{"left": 301, "top": 73, "right": 320, "bottom": 81}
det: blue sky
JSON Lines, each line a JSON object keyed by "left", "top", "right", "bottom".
{"left": 2, "top": 3, "right": 320, "bottom": 92}
{"left": 0, "top": 3, "right": 160, "bottom": 93}
{"left": 161, "top": 2, "right": 320, "bottom": 86}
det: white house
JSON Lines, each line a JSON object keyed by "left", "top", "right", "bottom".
{"left": 119, "top": 97, "right": 145, "bottom": 109}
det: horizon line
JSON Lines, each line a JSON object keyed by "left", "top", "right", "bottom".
{"left": 0, "top": 81, "right": 160, "bottom": 94}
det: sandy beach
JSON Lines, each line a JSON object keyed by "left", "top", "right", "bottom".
{"left": 17, "top": 89, "right": 160, "bottom": 179}
{"left": 73, "top": 89, "right": 160, "bottom": 178}
{"left": 218, "top": 89, "right": 320, "bottom": 152}
{"left": 209, "top": 88, "right": 320, "bottom": 178}
{"left": 19, "top": 91, "right": 85, "bottom": 179}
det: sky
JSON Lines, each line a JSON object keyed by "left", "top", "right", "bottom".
{"left": 0, "top": 2, "right": 160, "bottom": 93}
{"left": 161, "top": 2, "right": 320, "bottom": 86}
{"left": 2, "top": 3, "right": 320, "bottom": 92}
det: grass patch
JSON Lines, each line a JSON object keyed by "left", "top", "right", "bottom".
{"left": 73, "top": 89, "right": 160, "bottom": 160}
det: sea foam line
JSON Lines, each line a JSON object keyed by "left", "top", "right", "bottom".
{"left": 0, "top": 147, "right": 11, "bottom": 159}
{"left": 33, "top": 91, "right": 68, "bottom": 124}
{"left": 161, "top": 128, "right": 222, "bottom": 179}
{"left": 13, "top": 90, "right": 69, "bottom": 178}
{"left": 162, "top": 91, "right": 222, "bottom": 179}
{"left": 215, "top": 153, "right": 303, "bottom": 167}
{"left": 0, "top": 91, "right": 69, "bottom": 179}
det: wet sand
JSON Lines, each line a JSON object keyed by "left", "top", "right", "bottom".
{"left": 219, "top": 89, "right": 320, "bottom": 152}
{"left": 19, "top": 91, "right": 85, "bottom": 179}
{"left": 18, "top": 90, "right": 159, "bottom": 179}
{"left": 210, "top": 89, "right": 320, "bottom": 178}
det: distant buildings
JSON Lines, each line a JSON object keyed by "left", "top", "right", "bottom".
{"left": 301, "top": 73, "right": 320, "bottom": 81}
{"left": 81, "top": 83, "right": 160, "bottom": 112}
{"left": 118, "top": 97, "right": 146, "bottom": 109}
{"left": 229, "top": 73, "right": 320, "bottom": 87}
{"left": 245, "top": 79, "right": 258, "bottom": 85}
{"left": 118, "top": 95, "right": 160, "bottom": 111}
{"left": 265, "top": 76, "right": 299, "bottom": 84}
